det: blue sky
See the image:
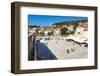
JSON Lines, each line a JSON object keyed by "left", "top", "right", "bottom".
{"left": 28, "top": 15, "right": 87, "bottom": 26}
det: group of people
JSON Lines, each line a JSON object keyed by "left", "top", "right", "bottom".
{"left": 66, "top": 48, "right": 75, "bottom": 54}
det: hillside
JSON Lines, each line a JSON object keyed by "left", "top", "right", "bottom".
{"left": 52, "top": 19, "right": 88, "bottom": 26}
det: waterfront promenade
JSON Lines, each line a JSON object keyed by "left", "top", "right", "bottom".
{"left": 35, "top": 36, "right": 88, "bottom": 60}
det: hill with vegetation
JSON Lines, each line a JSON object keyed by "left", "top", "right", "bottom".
{"left": 52, "top": 19, "right": 88, "bottom": 26}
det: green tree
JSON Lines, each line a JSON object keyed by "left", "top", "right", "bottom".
{"left": 60, "top": 27, "right": 68, "bottom": 36}
{"left": 48, "top": 32, "right": 53, "bottom": 36}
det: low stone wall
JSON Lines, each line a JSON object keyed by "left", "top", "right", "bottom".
{"left": 28, "top": 33, "right": 35, "bottom": 60}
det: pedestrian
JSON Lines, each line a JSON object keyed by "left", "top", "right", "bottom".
{"left": 66, "top": 49, "right": 70, "bottom": 54}
{"left": 71, "top": 48, "right": 75, "bottom": 52}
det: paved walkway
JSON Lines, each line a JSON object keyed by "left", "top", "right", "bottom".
{"left": 36, "top": 36, "right": 88, "bottom": 60}
{"left": 45, "top": 39, "right": 88, "bottom": 59}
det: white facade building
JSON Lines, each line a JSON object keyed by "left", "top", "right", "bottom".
{"left": 75, "top": 24, "right": 88, "bottom": 39}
